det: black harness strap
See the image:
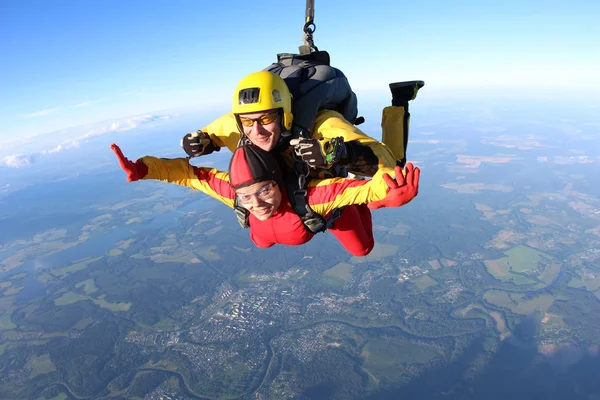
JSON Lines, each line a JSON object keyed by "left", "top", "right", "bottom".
{"left": 234, "top": 200, "right": 250, "bottom": 229}
{"left": 284, "top": 157, "right": 344, "bottom": 234}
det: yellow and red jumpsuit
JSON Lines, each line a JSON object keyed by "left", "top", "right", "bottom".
{"left": 140, "top": 157, "right": 392, "bottom": 256}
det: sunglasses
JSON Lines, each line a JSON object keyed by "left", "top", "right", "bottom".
{"left": 238, "top": 111, "right": 279, "bottom": 128}
{"left": 236, "top": 182, "right": 277, "bottom": 205}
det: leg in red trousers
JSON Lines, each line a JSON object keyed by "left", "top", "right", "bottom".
{"left": 328, "top": 204, "right": 374, "bottom": 257}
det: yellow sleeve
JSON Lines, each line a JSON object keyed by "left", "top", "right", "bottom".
{"left": 141, "top": 156, "right": 235, "bottom": 208}
{"left": 312, "top": 110, "right": 397, "bottom": 170}
{"left": 201, "top": 112, "right": 241, "bottom": 153}
{"left": 308, "top": 168, "right": 393, "bottom": 216}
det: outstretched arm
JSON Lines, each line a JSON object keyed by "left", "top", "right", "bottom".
{"left": 308, "top": 163, "right": 420, "bottom": 215}
{"left": 111, "top": 143, "right": 236, "bottom": 208}
{"left": 367, "top": 163, "right": 419, "bottom": 210}
{"left": 111, "top": 143, "right": 148, "bottom": 182}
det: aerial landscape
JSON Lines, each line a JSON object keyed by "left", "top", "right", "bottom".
{"left": 1, "top": 96, "right": 600, "bottom": 399}
{"left": 2, "top": 1, "right": 599, "bottom": 399}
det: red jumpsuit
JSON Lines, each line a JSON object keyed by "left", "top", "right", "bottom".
{"left": 140, "top": 157, "right": 391, "bottom": 256}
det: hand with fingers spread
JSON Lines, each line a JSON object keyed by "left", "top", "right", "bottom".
{"left": 110, "top": 143, "right": 148, "bottom": 182}
{"left": 368, "top": 163, "right": 420, "bottom": 210}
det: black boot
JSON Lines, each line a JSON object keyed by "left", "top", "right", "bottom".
{"left": 389, "top": 80, "right": 425, "bottom": 107}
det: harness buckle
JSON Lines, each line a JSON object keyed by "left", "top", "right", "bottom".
{"left": 297, "top": 174, "right": 306, "bottom": 190}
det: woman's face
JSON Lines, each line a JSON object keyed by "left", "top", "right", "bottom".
{"left": 235, "top": 180, "right": 282, "bottom": 221}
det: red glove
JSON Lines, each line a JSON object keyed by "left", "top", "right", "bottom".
{"left": 110, "top": 143, "right": 148, "bottom": 182}
{"left": 367, "top": 163, "right": 420, "bottom": 210}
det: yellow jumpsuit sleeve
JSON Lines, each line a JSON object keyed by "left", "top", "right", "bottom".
{"left": 140, "top": 156, "right": 236, "bottom": 208}
{"left": 201, "top": 112, "right": 241, "bottom": 153}
{"left": 307, "top": 168, "right": 394, "bottom": 216}
{"left": 312, "top": 110, "right": 397, "bottom": 170}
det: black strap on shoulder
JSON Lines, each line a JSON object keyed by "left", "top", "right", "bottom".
{"left": 234, "top": 200, "right": 250, "bottom": 229}
{"left": 284, "top": 160, "right": 325, "bottom": 234}
{"left": 284, "top": 158, "right": 346, "bottom": 234}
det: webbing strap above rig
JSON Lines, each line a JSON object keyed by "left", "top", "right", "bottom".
{"left": 299, "top": 0, "right": 318, "bottom": 54}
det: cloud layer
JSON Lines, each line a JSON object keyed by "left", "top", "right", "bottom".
{"left": 2, "top": 113, "right": 175, "bottom": 168}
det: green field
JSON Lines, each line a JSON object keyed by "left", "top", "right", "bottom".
{"left": 440, "top": 258, "right": 456, "bottom": 267}
{"left": 51, "top": 257, "right": 101, "bottom": 278}
{"left": 0, "top": 342, "right": 7, "bottom": 356}
{"left": 376, "top": 222, "right": 411, "bottom": 235}
{"left": 509, "top": 275, "right": 538, "bottom": 285}
{"left": 351, "top": 243, "right": 398, "bottom": 263}
{"left": 413, "top": 275, "right": 438, "bottom": 290}
{"left": 54, "top": 292, "right": 88, "bottom": 306}
{"left": 75, "top": 278, "right": 99, "bottom": 294}
{"left": 54, "top": 291, "right": 131, "bottom": 311}
{"left": 569, "top": 275, "right": 600, "bottom": 291}
{"left": 195, "top": 245, "right": 221, "bottom": 261}
{"left": 152, "top": 251, "right": 199, "bottom": 264}
{"left": 483, "top": 290, "right": 555, "bottom": 314}
{"left": 0, "top": 312, "right": 16, "bottom": 330}
{"left": 36, "top": 393, "right": 67, "bottom": 400}
{"left": 71, "top": 317, "right": 94, "bottom": 330}
{"left": 27, "top": 353, "right": 56, "bottom": 378}
{"left": 204, "top": 225, "right": 225, "bottom": 236}
{"left": 94, "top": 295, "right": 132, "bottom": 311}
{"left": 3, "top": 285, "right": 23, "bottom": 296}
{"left": 152, "top": 317, "right": 179, "bottom": 330}
{"left": 503, "top": 245, "right": 552, "bottom": 272}
{"left": 538, "top": 263, "right": 561, "bottom": 284}
{"left": 324, "top": 262, "right": 352, "bottom": 283}
{"left": 484, "top": 245, "right": 552, "bottom": 285}
{"left": 361, "top": 339, "right": 441, "bottom": 381}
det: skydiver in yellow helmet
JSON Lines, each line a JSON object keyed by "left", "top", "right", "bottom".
{"left": 181, "top": 70, "right": 423, "bottom": 208}
{"left": 231, "top": 71, "right": 294, "bottom": 153}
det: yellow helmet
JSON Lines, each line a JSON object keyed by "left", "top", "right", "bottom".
{"left": 232, "top": 71, "right": 293, "bottom": 131}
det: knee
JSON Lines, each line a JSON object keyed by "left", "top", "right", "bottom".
{"left": 348, "top": 240, "right": 374, "bottom": 257}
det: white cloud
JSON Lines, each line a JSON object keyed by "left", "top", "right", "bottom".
{"left": 3, "top": 153, "right": 39, "bottom": 168}
{"left": 80, "top": 113, "right": 173, "bottom": 140}
{"left": 1, "top": 112, "right": 177, "bottom": 168}
{"left": 24, "top": 108, "right": 59, "bottom": 118}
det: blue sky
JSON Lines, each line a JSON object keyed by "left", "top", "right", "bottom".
{"left": 1, "top": 0, "right": 599, "bottom": 152}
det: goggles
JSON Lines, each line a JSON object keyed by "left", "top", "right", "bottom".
{"left": 238, "top": 111, "right": 279, "bottom": 128}
{"left": 236, "top": 182, "right": 277, "bottom": 206}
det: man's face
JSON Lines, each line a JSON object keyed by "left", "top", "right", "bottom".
{"left": 238, "top": 110, "right": 282, "bottom": 152}
{"left": 235, "top": 180, "right": 282, "bottom": 221}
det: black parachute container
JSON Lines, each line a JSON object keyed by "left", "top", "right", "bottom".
{"left": 261, "top": 0, "right": 361, "bottom": 138}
